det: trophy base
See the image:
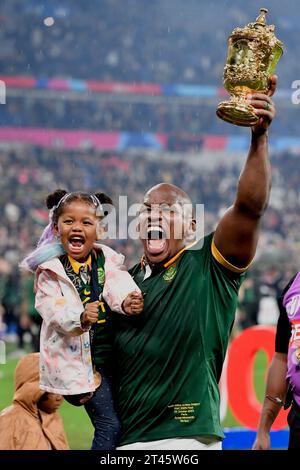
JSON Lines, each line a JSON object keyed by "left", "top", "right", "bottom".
{"left": 216, "top": 99, "right": 259, "bottom": 127}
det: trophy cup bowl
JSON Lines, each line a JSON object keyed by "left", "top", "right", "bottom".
{"left": 216, "top": 8, "right": 283, "bottom": 127}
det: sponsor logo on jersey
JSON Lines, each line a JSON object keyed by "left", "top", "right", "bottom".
{"left": 290, "top": 320, "right": 300, "bottom": 346}
{"left": 286, "top": 294, "right": 300, "bottom": 318}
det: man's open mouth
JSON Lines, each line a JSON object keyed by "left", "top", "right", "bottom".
{"left": 147, "top": 226, "right": 166, "bottom": 240}
{"left": 146, "top": 226, "right": 167, "bottom": 254}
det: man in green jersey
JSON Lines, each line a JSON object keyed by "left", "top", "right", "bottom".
{"left": 109, "top": 78, "right": 276, "bottom": 450}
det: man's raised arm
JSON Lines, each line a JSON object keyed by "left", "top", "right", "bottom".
{"left": 213, "top": 75, "right": 277, "bottom": 269}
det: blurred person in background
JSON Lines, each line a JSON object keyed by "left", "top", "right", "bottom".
{"left": 256, "top": 265, "right": 283, "bottom": 325}
{"left": 1, "top": 262, "right": 24, "bottom": 349}
{"left": 238, "top": 271, "right": 261, "bottom": 328}
{"left": 0, "top": 257, "right": 12, "bottom": 339}
{"left": 19, "top": 271, "right": 42, "bottom": 352}
{"left": 0, "top": 352, "right": 69, "bottom": 450}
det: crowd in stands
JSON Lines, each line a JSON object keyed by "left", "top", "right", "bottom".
{"left": 1, "top": 95, "right": 298, "bottom": 138}
{"left": 0, "top": 0, "right": 299, "bottom": 348}
{"left": 0, "top": 145, "right": 298, "bottom": 266}
{"left": 0, "top": 144, "right": 299, "bottom": 347}
{"left": 0, "top": 0, "right": 296, "bottom": 87}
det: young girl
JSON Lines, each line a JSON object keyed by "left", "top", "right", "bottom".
{"left": 21, "top": 189, "right": 143, "bottom": 450}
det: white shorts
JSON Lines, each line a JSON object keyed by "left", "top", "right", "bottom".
{"left": 117, "top": 437, "right": 222, "bottom": 451}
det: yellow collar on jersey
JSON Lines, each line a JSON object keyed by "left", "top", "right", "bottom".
{"left": 67, "top": 254, "right": 92, "bottom": 274}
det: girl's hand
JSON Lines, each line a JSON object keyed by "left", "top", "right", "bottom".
{"left": 80, "top": 300, "right": 99, "bottom": 327}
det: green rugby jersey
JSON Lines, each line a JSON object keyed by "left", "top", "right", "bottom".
{"left": 112, "top": 232, "right": 245, "bottom": 445}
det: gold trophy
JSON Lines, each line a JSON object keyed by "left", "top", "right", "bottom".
{"left": 216, "top": 8, "right": 283, "bottom": 126}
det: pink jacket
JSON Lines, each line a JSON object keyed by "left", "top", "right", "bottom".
{"left": 35, "top": 244, "right": 140, "bottom": 395}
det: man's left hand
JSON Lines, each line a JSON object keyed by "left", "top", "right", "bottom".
{"left": 122, "top": 291, "right": 144, "bottom": 315}
{"left": 249, "top": 74, "right": 277, "bottom": 136}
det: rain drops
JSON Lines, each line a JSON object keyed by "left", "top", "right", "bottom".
{"left": 43, "top": 17, "right": 55, "bottom": 27}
